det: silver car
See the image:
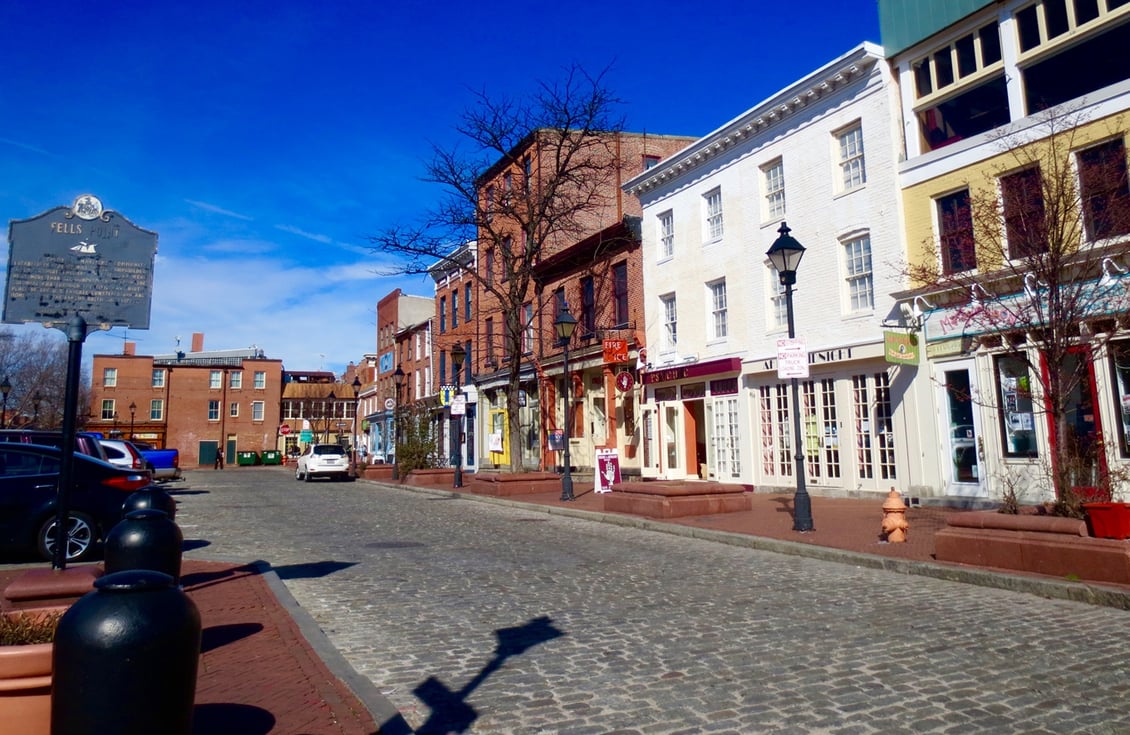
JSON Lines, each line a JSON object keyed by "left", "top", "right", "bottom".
{"left": 294, "top": 444, "right": 352, "bottom": 482}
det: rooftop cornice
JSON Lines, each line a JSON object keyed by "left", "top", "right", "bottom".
{"left": 624, "top": 43, "right": 883, "bottom": 196}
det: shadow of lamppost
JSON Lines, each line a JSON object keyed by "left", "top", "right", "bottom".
{"left": 554, "top": 305, "right": 578, "bottom": 502}
{"left": 766, "top": 222, "right": 814, "bottom": 532}
{"left": 450, "top": 342, "right": 467, "bottom": 488}
{"left": 392, "top": 364, "right": 405, "bottom": 480}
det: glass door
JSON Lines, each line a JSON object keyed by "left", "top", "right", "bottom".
{"left": 935, "top": 359, "right": 986, "bottom": 496}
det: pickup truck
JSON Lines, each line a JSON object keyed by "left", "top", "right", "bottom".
{"left": 129, "top": 440, "right": 182, "bottom": 482}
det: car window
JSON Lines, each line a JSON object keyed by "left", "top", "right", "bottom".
{"left": 103, "top": 445, "right": 126, "bottom": 460}
{"left": 0, "top": 449, "right": 58, "bottom": 477}
{"left": 312, "top": 445, "right": 343, "bottom": 455}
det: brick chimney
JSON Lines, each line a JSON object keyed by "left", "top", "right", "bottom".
{"left": 191, "top": 333, "right": 204, "bottom": 353}
{"left": 124, "top": 341, "right": 136, "bottom": 356}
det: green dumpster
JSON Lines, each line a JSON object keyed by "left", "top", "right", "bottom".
{"left": 261, "top": 450, "right": 282, "bottom": 465}
{"left": 236, "top": 451, "right": 260, "bottom": 466}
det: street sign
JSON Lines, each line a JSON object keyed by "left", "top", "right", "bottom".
{"left": 452, "top": 395, "right": 466, "bottom": 416}
{"left": 279, "top": 424, "right": 291, "bottom": 435}
{"left": 384, "top": 397, "right": 395, "bottom": 410}
{"left": 776, "top": 337, "right": 809, "bottom": 379}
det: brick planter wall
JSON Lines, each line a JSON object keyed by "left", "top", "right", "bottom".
{"left": 467, "top": 472, "right": 562, "bottom": 496}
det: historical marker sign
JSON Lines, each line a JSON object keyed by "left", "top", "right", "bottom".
{"left": 5, "top": 194, "right": 157, "bottom": 330}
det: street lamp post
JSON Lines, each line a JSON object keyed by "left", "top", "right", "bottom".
{"left": 0, "top": 377, "right": 11, "bottom": 429}
{"left": 351, "top": 375, "right": 362, "bottom": 471}
{"left": 554, "top": 305, "right": 578, "bottom": 502}
{"left": 766, "top": 222, "right": 814, "bottom": 532}
{"left": 128, "top": 400, "right": 136, "bottom": 439}
{"left": 450, "top": 342, "right": 467, "bottom": 488}
{"left": 392, "top": 365, "right": 405, "bottom": 480}
{"left": 32, "top": 392, "right": 43, "bottom": 428}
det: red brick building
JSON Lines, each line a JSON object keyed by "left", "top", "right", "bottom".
{"left": 89, "top": 333, "right": 283, "bottom": 467}
{"left": 470, "top": 131, "right": 694, "bottom": 474}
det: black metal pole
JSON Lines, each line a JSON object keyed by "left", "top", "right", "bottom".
{"left": 53, "top": 315, "right": 87, "bottom": 570}
{"left": 392, "top": 381, "right": 400, "bottom": 481}
{"left": 452, "top": 370, "right": 463, "bottom": 488}
{"left": 785, "top": 282, "right": 813, "bottom": 531}
{"left": 560, "top": 341, "right": 574, "bottom": 501}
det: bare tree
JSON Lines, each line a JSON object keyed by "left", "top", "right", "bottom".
{"left": 368, "top": 64, "right": 626, "bottom": 471}
{"left": 0, "top": 327, "right": 85, "bottom": 429}
{"left": 906, "top": 107, "right": 1130, "bottom": 513}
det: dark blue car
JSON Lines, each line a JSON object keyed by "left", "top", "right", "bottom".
{"left": 0, "top": 443, "right": 152, "bottom": 562}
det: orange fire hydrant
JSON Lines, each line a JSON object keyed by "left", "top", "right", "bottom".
{"left": 881, "top": 488, "right": 909, "bottom": 543}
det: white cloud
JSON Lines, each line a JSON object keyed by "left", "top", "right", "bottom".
{"left": 184, "top": 199, "right": 254, "bottom": 220}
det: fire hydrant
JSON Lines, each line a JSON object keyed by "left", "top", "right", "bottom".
{"left": 881, "top": 488, "right": 909, "bottom": 543}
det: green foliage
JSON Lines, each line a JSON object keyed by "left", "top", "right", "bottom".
{"left": 0, "top": 610, "right": 62, "bottom": 645}
{"left": 394, "top": 405, "right": 441, "bottom": 476}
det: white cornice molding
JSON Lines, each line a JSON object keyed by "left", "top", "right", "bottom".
{"left": 624, "top": 44, "right": 883, "bottom": 196}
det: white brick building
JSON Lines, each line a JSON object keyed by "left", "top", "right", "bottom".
{"left": 624, "top": 43, "right": 936, "bottom": 496}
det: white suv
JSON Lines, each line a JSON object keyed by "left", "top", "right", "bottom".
{"left": 294, "top": 444, "right": 352, "bottom": 482}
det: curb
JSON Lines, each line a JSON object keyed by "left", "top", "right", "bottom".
{"left": 364, "top": 479, "right": 1130, "bottom": 611}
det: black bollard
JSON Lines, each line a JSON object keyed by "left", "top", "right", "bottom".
{"left": 52, "top": 569, "right": 201, "bottom": 735}
{"left": 122, "top": 485, "right": 177, "bottom": 520}
{"left": 104, "top": 508, "right": 184, "bottom": 584}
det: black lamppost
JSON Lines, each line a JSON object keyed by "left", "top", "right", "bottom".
{"left": 128, "top": 400, "right": 136, "bottom": 439}
{"left": 554, "top": 305, "right": 578, "bottom": 502}
{"left": 0, "top": 377, "right": 11, "bottom": 429}
{"left": 32, "top": 392, "right": 42, "bottom": 428}
{"left": 450, "top": 342, "right": 467, "bottom": 488}
{"left": 766, "top": 222, "right": 813, "bottom": 532}
{"left": 392, "top": 365, "right": 405, "bottom": 480}
{"left": 351, "top": 375, "right": 362, "bottom": 469}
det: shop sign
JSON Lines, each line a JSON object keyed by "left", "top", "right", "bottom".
{"left": 884, "top": 331, "right": 919, "bottom": 365}
{"left": 603, "top": 338, "right": 629, "bottom": 364}
{"left": 643, "top": 357, "right": 742, "bottom": 385}
{"left": 615, "top": 371, "right": 635, "bottom": 392}
{"left": 594, "top": 448, "right": 621, "bottom": 493}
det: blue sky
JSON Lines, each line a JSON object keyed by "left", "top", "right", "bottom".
{"left": 1, "top": 0, "right": 880, "bottom": 375}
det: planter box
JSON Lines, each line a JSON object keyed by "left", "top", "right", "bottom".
{"left": 403, "top": 468, "right": 456, "bottom": 487}
{"left": 467, "top": 472, "right": 561, "bottom": 496}
{"left": 361, "top": 465, "right": 398, "bottom": 483}
{"left": 603, "top": 481, "right": 752, "bottom": 519}
{"left": 1083, "top": 502, "right": 1130, "bottom": 540}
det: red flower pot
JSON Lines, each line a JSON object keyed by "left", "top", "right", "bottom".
{"left": 1082, "top": 502, "right": 1130, "bottom": 540}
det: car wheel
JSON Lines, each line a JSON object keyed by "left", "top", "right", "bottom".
{"left": 295, "top": 466, "right": 302, "bottom": 481}
{"left": 37, "top": 511, "right": 98, "bottom": 563}
{"left": 304, "top": 469, "right": 313, "bottom": 482}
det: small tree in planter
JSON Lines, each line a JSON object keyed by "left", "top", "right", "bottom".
{"left": 396, "top": 404, "right": 443, "bottom": 477}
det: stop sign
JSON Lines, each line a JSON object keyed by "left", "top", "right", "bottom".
{"left": 279, "top": 424, "right": 291, "bottom": 435}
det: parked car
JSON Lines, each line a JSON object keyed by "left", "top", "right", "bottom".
{"left": 99, "top": 438, "right": 150, "bottom": 475}
{"left": 128, "top": 440, "right": 182, "bottom": 482}
{"left": 0, "top": 443, "right": 153, "bottom": 562}
{"left": 294, "top": 444, "right": 352, "bottom": 482}
{"left": 0, "top": 429, "right": 110, "bottom": 462}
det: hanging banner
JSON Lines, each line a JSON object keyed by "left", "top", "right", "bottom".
{"left": 594, "top": 448, "right": 620, "bottom": 493}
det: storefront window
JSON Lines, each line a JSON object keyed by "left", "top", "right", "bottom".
{"left": 1110, "top": 341, "right": 1130, "bottom": 457}
{"left": 995, "top": 354, "right": 1038, "bottom": 458}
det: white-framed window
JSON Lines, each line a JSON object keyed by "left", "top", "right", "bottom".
{"left": 658, "top": 210, "right": 674, "bottom": 259}
{"left": 763, "top": 159, "right": 786, "bottom": 219}
{"left": 208, "top": 400, "right": 220, "bottom": 421}
{"left": 660, "top": 294, "right": 678, "bottom": 351}
{"left": 229, "top": 402, "right": 239, "bottom": 418}
{"left": 837, "top": 124, "right": 866, "bottom": 191}
{"left": 251, "top": 401, "right": 265, "bottom": 421}
{"left": 769, "top": 266, "right": 788, "bottom": 330}
{"left": 704, "top": 189, "right": 723, "bottom": 241}
{"left": 209, "top": 370, "right": 222, "bottom": 389}
{"left": 254, "top": 371, "right": 266, "bottom": 389}
{"left": 101, "top": 399, "right": 115, "bottom": 420}
{"left": 843, "top": 235, "right": 874, "bottom": 312}
{"left": 229, "top": 372, "right": 242, "bottom": 390}
{"left": 522, "top": 302, "right": 534, "bottom": 353}
{"left": 149, "top": 399, "right": 163, "bottom": 421}
{"left": 102, "top": 368, "right": 117, "bottom": 387}
{"left": 151, "top": 369, "right": 165, "bottom": 388}
{"left": 709, "top": 279, "right": 728, "bottom": 340}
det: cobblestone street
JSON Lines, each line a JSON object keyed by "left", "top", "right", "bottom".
{"left": 179, "top": 469, "right": 1130, "bottom": 734}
